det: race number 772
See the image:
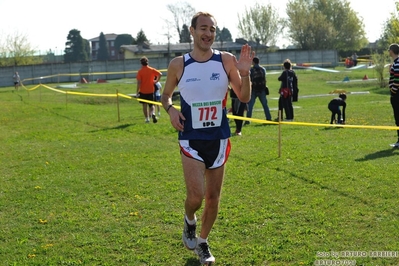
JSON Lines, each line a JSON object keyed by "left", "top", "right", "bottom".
{"left": 198, "top": 106, "right": 217, "bottom": 121}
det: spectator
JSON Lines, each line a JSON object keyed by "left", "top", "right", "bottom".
{"left": 154, "top": 80, "right": 162, "bottom": 116}
{"left": 13, "top": 72, "right": 20, "bottom": 91}
{"left": 278, "top": 59, "right": 298, "bottom": 121}
{"left": 328, "top": 93, "right": 347, "bottom": 124}
{"left": 136, "top": 57, "right": 162, "bottom": 123}
{"left": 230, "top": 86, "right": 247, "bottom": 135}
{"left": 388, "top": 43, "right": 399, "bottom": 147}
{"left": 245, "top": 57, "right": 272, "bottom": 125}
{"left": 352, "top": 53, "right": 358, "bottom": 66}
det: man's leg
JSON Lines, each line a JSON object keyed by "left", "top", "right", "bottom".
{"left": 181, "top": 154, "right": 206, "bottom": 221}
{"left": 200, "top": 165, "right": 225, "bottom": 239}
{"left": 337, "top": 109, "right": 342, "bottom": 122}
{"left": 390, "top": 96, "right": 399, "bottom": 141}
{"left": 259, "top": 91, "right": 272, "bottom": 120}
{"left": 142, "top": 103, "right": 149, "bottom": 121}
{"left": 330, "top": 112, "right": 336, "bottom": 124}
{"left": 245, "top": 92, "right": 256, "bottom": 123}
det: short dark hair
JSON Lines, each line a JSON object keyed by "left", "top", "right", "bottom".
{"left": 339, "top": 93, "right": 347, "bottom": 100}
{"left": 191, "top": 12, "right": 216, "bottom": 29}
{"left": 283, "top": 61, "right": 291, "bottom": 69}
{"left": 389, "top": 43, "right": 399, "bottom": 55}
{"left": 253, "top": 57, "right": 259, "bottom": 64}
{"left": 140, "top": 56, "right": 148, "bottom": 66}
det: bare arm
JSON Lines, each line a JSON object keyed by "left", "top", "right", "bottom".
{"left": 136, "top": 80, "right": 141, "bottom": 94}
{"left": 154, "top": 71, "right": 162, "bottom": 83}
{"left": 161, "top": 57, "right": 185, "bottom": 132}
{"left": 223, "top": 44, "right": 255, "bottom": 103}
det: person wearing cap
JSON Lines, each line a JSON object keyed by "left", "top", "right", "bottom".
{"left": 388, "top": 43, "right": 399, "bottom": 147}
{"left": 136, "top": 56, "right": 162, "bottom": 123}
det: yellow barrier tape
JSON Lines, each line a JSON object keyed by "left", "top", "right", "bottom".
{"left": 67, "top": 92, "right": 116, "bottom": 97}
{"left": 34, "top": 84, "right": 399, "bottom": 131}
{"left": 134, "top": 98, "right": 399, "bottom": 130}
{"left": 118, "top": 93, "right": 135, "bottom": 100}
{"left": 21, "top": 84, "right": 41, "bottom": 91}
{"left": 41, "top": 84, "right": 68, "bottom": 94}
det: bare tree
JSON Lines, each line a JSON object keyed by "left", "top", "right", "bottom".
{"left": 372, "top": 52, "right": 391, "bottom": 88}
{"left": 0, "top": 32, "right": 41, "bottom": 66}
{"left": 237, "top": 3, "right": 284, "bottom": 47}
{"left": 166, "top": 1, "right": 196, "bottom": 43}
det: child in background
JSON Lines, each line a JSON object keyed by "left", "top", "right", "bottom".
{"left": 154, "top": 81, "right": 162, "bottom": 116}
{"left": 328, "top": 93, "right": 347, "bottom": 124}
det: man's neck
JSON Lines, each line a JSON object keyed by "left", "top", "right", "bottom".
{"left": 190, "top": 48, "right": 213, "bottom": 62}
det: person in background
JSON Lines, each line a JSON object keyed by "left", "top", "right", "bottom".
{"left": 245, "top": 56, "right": 271, "bottom": 125}
{"left": 278, "top": 59, "right": 297, "bottom": 121}
{"left": 229, "top": 86, "right": 247, "bottom": 136}
{"left": 352, "top": 53, "right": 358, "bottom": 66}
{"left": 136, "top": 56, "right": 162, "bottom": 123}
{"left": 13, "top": 72, "right": 20, "bottom": 91}
{"left": 161, "top": 11, "right": 253, "bottom": 265}
{"left": 154, "top": 80, "right": 162, "bottom": 116}
{"left": 328, "top": 93, "right": 347, "bottom": 124}
{"left": 388, "top": 43, "right": 399, "bottom": 147}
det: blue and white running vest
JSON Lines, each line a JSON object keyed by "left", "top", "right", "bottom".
{"left": 177, "top": 50, "right": 230, "bottom": 140}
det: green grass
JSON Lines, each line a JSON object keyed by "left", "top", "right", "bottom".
{"left": 1, "top": 67, "right": 398, "bottom": 265}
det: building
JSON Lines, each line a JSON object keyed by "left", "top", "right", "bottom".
{"left": 88, "top": 33, "right": 119, "bottom": 61}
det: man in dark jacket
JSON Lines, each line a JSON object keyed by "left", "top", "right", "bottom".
{"left": 278, "top": 59, "right": 298, "bottom": 121}
{"left": 245, "top": 57, "right": 272, "bottom": 124}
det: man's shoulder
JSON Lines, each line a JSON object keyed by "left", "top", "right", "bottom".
{"left": 220, "top": 51, "right": 234, "bottom": 63}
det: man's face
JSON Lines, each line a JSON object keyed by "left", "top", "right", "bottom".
{"left": 190, "top": 15, "right": 216, "bottom": 51}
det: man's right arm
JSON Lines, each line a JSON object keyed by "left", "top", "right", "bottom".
{"left": 161, "top": 57, "right": 185, "bottom": 132}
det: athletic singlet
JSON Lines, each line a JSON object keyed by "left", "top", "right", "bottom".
{"left": 177, "top": 50, "right": 230, "bottom": 140}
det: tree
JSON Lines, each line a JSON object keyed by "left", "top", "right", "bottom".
{"left": 237, "top": 3, "right": 284, "bottom": 47}
{"left": 371, "top": 52, "right": 391, "bottom": 88}
{"left": 136, "top": 29, "right": 149, "bottom": 45}
{"left": 115, "top": 34, "right": 135, "bottom": 51}
{"left": 167, "top": 2, "right": 196, "bottom": 43}
{"left": 97, "top": 32, "right": 109, "bottom": 61}
{"left": 180, "top": 24, "right": 191, "bottom": 43}
{"left": 379, "top": 1, "right": 399, "bottom": 50}
{"left": 286, "top": 0, "right": 367, "bottom": 51}
{"left": 64, "top": 29, "right": 88, "bottom": 63}
{"left": 216, "top": 27, "right": 233, "bottom": 42}
{"left": 84, "top": 39, "right": 90, "bottom": 59}
{"left": 0, "top": 32, "right": 42, "bottom": 66}
{"left": 215, "top": 27, "right": 233, "bottom": 50}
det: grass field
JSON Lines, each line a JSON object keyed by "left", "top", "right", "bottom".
{"left": 1, "top": 66, "right": 399, "bottom": 265}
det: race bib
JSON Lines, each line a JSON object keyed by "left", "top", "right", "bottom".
{"left": 191, "top": 100, "right": 223, "bottom": 129}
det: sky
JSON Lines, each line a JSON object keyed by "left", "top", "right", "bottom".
{"left": 0, "top": 0, "right": 396, "bottom": 54}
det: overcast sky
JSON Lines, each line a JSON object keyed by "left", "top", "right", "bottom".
{"left": 0, "top": 0, "right": 396, "bottom": 54}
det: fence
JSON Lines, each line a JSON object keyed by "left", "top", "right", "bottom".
{"left": 0, "top": 50, "right": 339, "bottom": 88}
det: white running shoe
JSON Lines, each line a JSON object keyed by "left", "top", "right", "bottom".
{"left": 195, "top": 242, "right": 215, "bottom": 265}
{"left": 390, "top": 142, "right": 399, "bottom": 148}
{"left": 182, "top": 218, "right": 197, "bottom": 250}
